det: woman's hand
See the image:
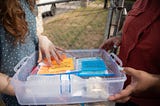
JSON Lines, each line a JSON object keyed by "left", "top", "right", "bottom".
{"left": 99, "top": 36, "right": 121, "bottom": 51}
{"left": 38, "top": 35, "right": 64, "bottom": 65}
{"left": 0, "top": 73, "right": 15, "bottom": 96}
{"left": 108, "top": 67, "right": 160, "bottom": 103}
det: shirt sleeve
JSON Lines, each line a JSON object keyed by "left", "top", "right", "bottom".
{"left": 36, "top": 1, "right": 44, "bottom": 36}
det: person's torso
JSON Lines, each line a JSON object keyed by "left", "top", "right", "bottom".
{"left": 119, "top": 0, "right": 160, "bottom": 105}
{"left": 119, "top": 0, "right": 160, "bottom": 74}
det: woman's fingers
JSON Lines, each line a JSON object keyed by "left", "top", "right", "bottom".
{"left": 50, "top": 49, "right": 61, "bottom": 64}
{"left": 55, "top": 46, "right": 65, "bottom": 52}
{"left": 45, "top": 51, "right": 52, "bottom": 65}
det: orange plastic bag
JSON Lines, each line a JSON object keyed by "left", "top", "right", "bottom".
{"left": 37, "top": 54, "right": 74, "bottom": 74}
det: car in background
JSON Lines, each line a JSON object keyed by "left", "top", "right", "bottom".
{"left": 37, "top": 0, "right": 69, "bottom": 17}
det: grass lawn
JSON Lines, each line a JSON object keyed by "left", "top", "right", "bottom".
{"left": 43, "top": 1, "right": 108, "bottom": 49}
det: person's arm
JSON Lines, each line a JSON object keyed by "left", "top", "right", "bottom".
{"left": 108, "top": 67, "right": 160, "bottom": 103}
{"left": 0, "top": 73, "right": 15, "bottom": 96}
{"left": 36, "top": 0, "right": 44, "bottom": 36}
{"left": 35, "top": 2, "right": 64, "bottom": 65}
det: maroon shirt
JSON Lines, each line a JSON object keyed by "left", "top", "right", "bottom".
{"left": 119, "top": 0, "right": 160, "bottom": 105}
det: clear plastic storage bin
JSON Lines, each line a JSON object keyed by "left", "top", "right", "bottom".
{"left": 11, "top": 49, "right": 126, "bottom": 105}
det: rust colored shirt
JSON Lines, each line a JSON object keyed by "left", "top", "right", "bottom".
{"left": 119, "top": 0, "right": 160, "bottom": 106}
